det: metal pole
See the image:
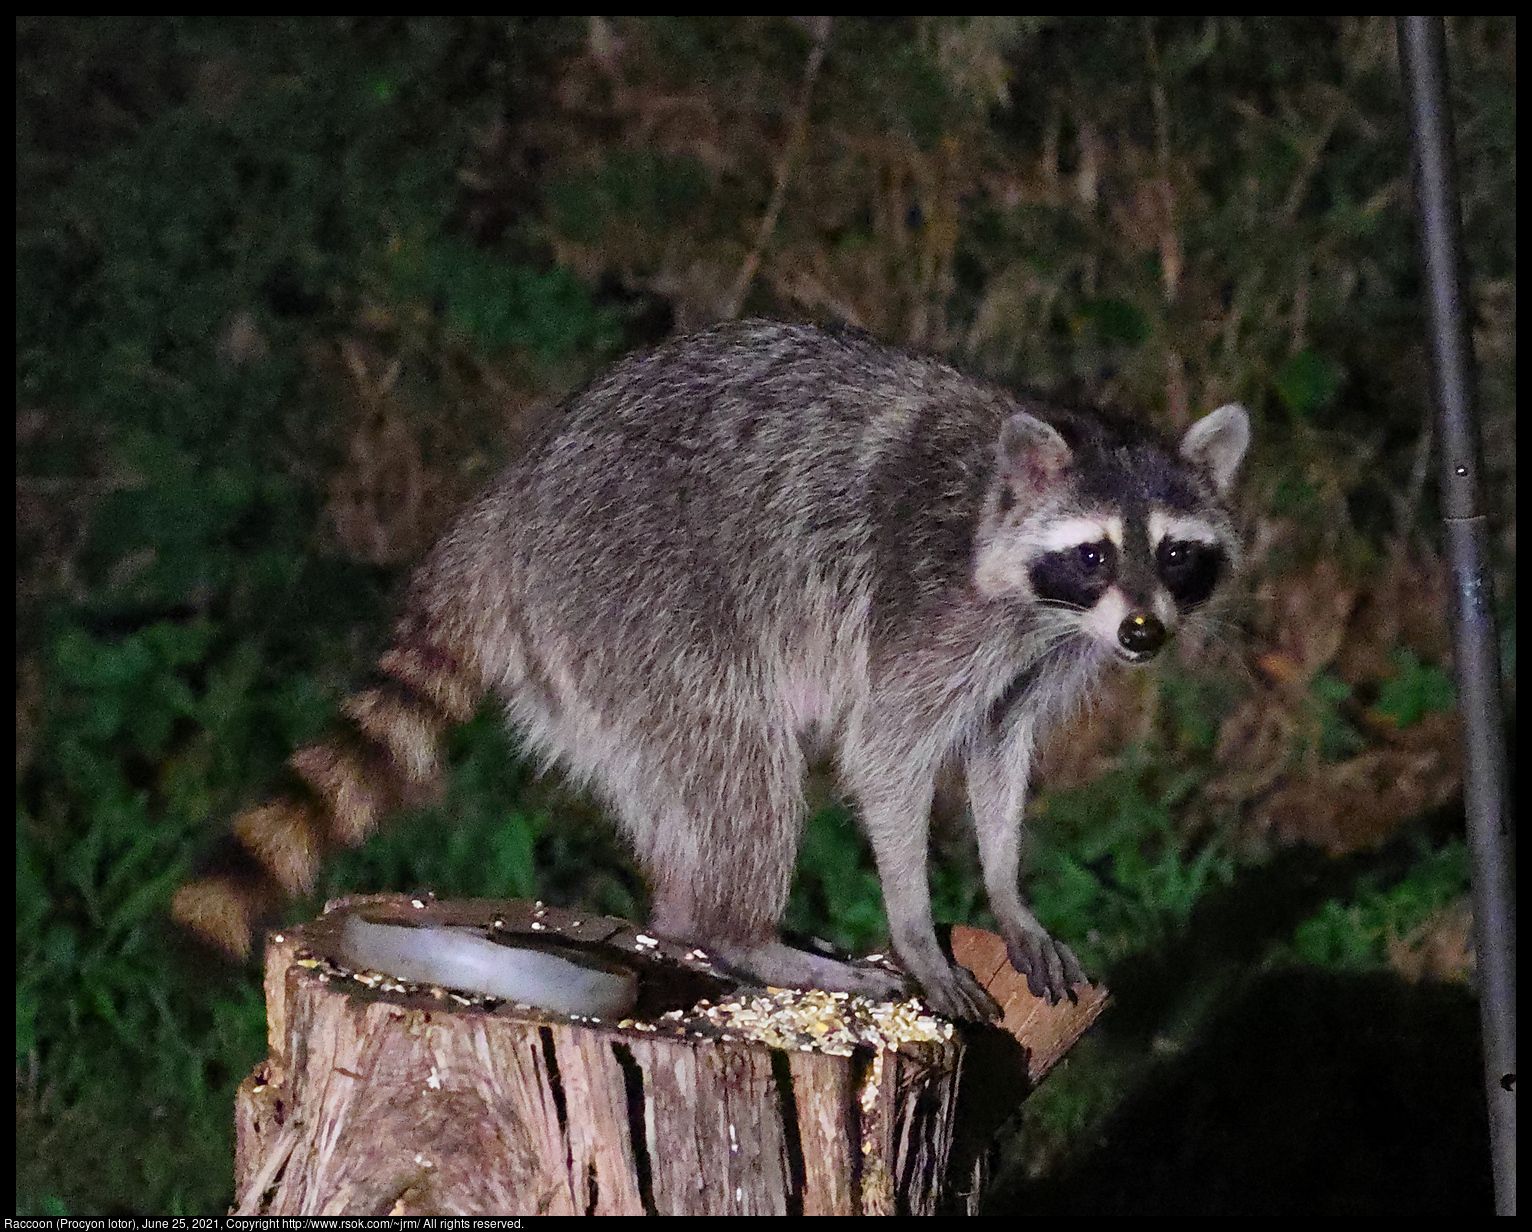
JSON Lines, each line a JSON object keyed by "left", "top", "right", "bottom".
{"left": 1396, "top": 16, "right": 1515, "bottom": 1216}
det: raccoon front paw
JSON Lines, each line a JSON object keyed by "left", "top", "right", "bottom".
{"left": 1005, "top": 927, "right": 1087, "bottom": 1005}
{"left": 916, "top": 960, "right": 1002, "bottom": 1022}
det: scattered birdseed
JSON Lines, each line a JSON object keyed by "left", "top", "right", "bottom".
{"left": 658, "top": 987, "right": 953, "bottom": 1056}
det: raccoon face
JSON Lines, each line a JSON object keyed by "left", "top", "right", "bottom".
{"left": 975, "top": 403, "right": 1249, "bottom": 663}
{"left": 1024, "top": 511, "right": 1232, "bottom": 662}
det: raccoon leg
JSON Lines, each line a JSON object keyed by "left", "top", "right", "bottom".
{"left": 615, "top": 743, "right": 906, "bottom": 1002}
{"left": 642, "top": 826, "right": 908, "bottom": 1001}
{"left": 966, "top": 732, "right": 1087, "bottom": 1005}
{"left": 647, "top": 854, "right": 910, "bottom": 1001}
{"left": 854, "top": 776, "right": 1001, "bottom": 1021}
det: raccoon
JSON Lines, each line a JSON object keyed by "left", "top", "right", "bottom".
{"left": 173, "top": 320, "right": 1249, "bottom": 1021}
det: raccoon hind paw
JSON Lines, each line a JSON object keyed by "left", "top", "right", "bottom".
{"left": 706, "top": 939, "right": 911, "bottom": 1005}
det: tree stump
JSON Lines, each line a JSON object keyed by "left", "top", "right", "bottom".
{"left": 232, "top": 894, "right": 1106, "bottom": 1215}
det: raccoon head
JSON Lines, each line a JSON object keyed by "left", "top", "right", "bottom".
{"left": 974, "top": 402, "right": 1250, "bottom": 663}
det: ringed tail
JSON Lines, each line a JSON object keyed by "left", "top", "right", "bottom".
{"left": 171, "top": 623, "right": 485, "bottom": 957}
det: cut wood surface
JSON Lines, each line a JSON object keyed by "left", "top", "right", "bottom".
{"left": 233, "top": 894, "right": 1106, "bottom": 1215}
{"left": 950, "top": 924, "right": 1111, "bottom": 1083}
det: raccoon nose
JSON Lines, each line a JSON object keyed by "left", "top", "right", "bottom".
{"left": 1118, "top": 612, "right": 1166, "bottom": 658}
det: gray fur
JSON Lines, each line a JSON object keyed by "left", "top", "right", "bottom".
{"left": 399, "top": 320, "right": 1247, "bottom": 1018}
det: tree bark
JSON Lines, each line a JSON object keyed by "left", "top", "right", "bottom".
{"left": 232, "top": 894, "right": 1105, "bottom": 1215}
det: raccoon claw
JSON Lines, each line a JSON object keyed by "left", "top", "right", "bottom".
{"left": 917, "top": 961, "right": 1002, "bottom": 1022}
{"left": 1006, "top": 930, "right": 1086, "bottom": 1006}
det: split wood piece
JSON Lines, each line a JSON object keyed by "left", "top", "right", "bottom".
{"left": 949, "top": 924, "right": 1111, "bottom": 1083}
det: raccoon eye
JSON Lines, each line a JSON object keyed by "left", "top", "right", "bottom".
{"left": 1158, "top": 539, "right": 1223, "bottom": 608}
{"left": 1029, "top": 539, "right": 1115, "bottom": 609}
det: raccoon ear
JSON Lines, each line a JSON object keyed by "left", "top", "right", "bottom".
{"left": 996, "top": 411, "right": 1072, "bottom": 499}
{"left": 1180, "top": 403, "right": 1250, "bottom": 495}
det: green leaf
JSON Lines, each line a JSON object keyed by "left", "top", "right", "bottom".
{"left": 1274, "top": 348, "right": 1343, "bottom": 417}
{"left": 1372, "top": 649, "right": 1456, "bottom": 727}
{"left": 489, "top": 813, "right": 540, "bottom": 900}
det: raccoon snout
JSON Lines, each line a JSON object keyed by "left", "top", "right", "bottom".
{"left": 1117, "top": 612, "right": 1167, "bottom": 659}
